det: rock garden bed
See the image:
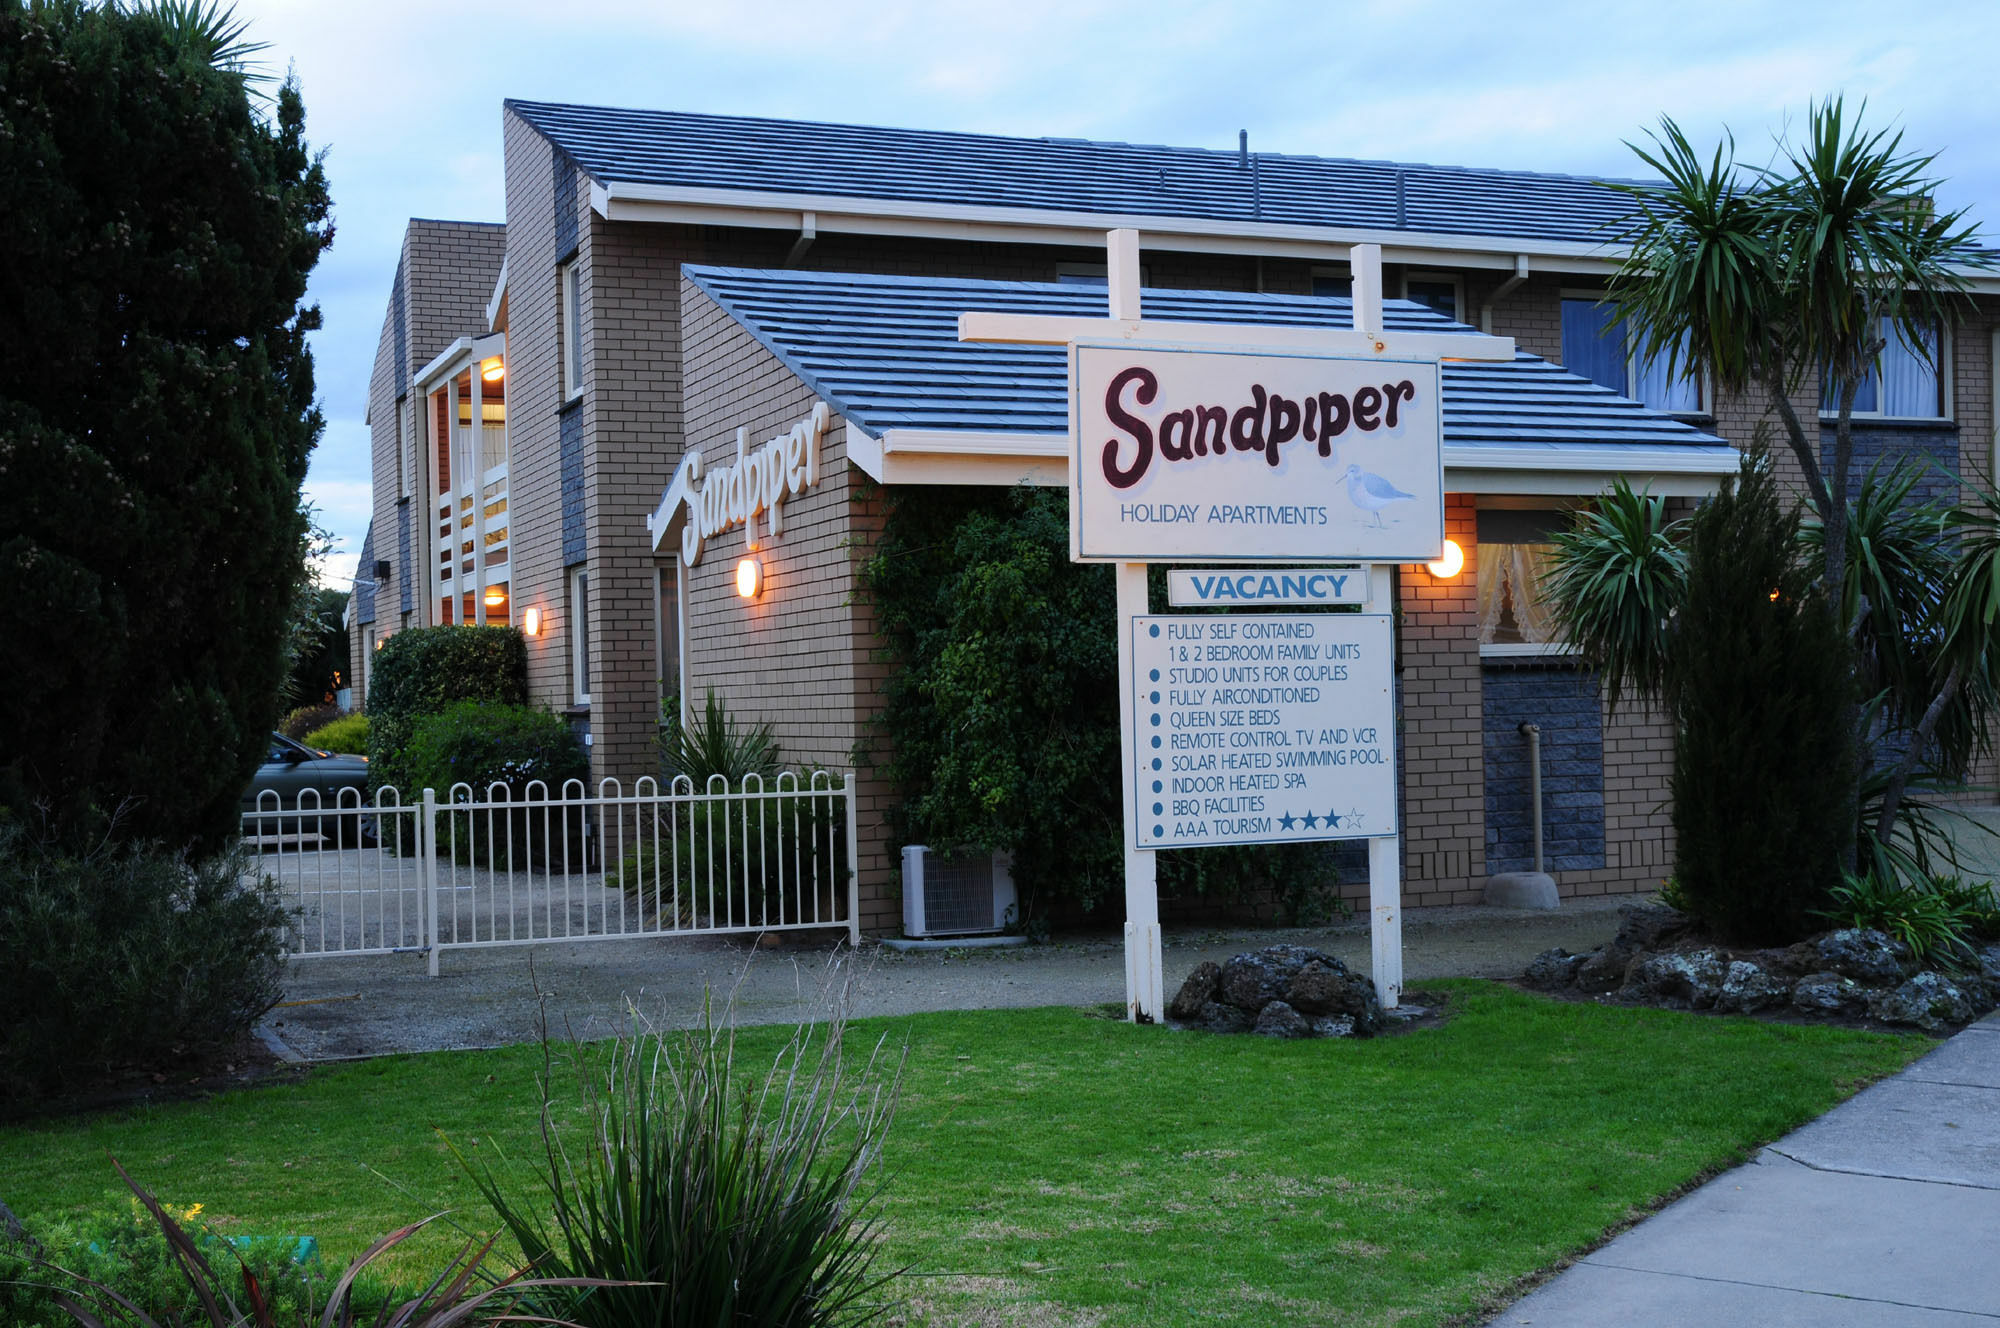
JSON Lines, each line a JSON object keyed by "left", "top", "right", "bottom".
{"left": 1524, "top": 903, "right": 2000, "bottom": 1033}
{"left": 1166, "top": 943, "right": 1442, "bottom": 1037}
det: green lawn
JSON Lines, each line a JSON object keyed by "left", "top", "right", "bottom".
{"left": 0, "top": 982, "right": 1922, "bottom": 1327}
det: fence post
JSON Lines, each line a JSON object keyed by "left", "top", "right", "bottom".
{"left": 843, "top": 772, "right": 861, "bottom": 948}
{"left": 422, "top": 787, "right": 441, "bottom": 978}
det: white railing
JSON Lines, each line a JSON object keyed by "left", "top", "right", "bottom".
{"left": 244, "top": 772, "right": 860, "bottom": 972}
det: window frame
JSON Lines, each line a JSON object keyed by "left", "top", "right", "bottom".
{"left": 1401, "top": 271, "right": 1465, "bottom": 323}
{"left": 395, "top": 396, "right": 411, "bottom": 499}
{"left": 1559, "top": 289, "right": 1708, "bottom": 416}
{"left": 1476, "top": 503, "right": 1581, "bottom": 660}
{"left": 559, "top": 259, "right": 584, "bottom": 403}
{"left": 1818, "top": 317, "right": 1952, "bottom": 422}
{"left": 568, "top": 564, "right": 591, "bottom": 707}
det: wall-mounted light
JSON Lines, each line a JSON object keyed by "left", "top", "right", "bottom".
{"left": 522, "top": 606, "right": 542, "bottom": 636}
{"left": 480, "top": 356, "right": 505, "bottom": 383}
{"left": 1427, "top": 538, "right": 1465, "bottom": 580}
{"left": 736, "top": 557, "right": 763, "bottom": 599}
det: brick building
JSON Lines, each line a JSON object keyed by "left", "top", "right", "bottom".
{"left": 347, "top": 104, "right": 2000, "bottom": 932}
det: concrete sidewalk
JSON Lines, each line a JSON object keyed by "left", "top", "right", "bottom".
{"left": 1492, "top": 1012, "right": 2000, "bottom": 1325}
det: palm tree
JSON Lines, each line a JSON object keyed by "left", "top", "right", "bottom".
{"left": 1571, "top": 101, "right": 1995, "bottom": 870}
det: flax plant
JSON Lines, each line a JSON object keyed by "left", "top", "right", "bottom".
{"left": 453, "top": 999, "right": 904, "bottom": 1328}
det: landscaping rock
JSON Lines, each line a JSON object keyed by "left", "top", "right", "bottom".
{"left": 1817, "top": 929, "right": 1911, "bottom": 985}
{"left": 1253, "top": 1000, "right": 1312, "bottom": 1038}
{"left": 1194, "top": 1001, "right": 1254, "bottom": 1035}
{"left": 1171, "top": 945, "right": 1384, "bottom": 1038}
{"left": 1169, "top": 962, "right": 1221, "bottom": 1023}
{"left": 1622, "top": 947, "right": 1728, "bottom": 1009}
{"left": 1774, "top": 941, "right": 1823, "bottom": 976}
{"left": 1574, "top": 945, "right": 1634, "bottom": 994}
{"left": 1713, "top": 960, "right": 1793, "bottom": 1014}
{"left": 1792, "top": 971, "right": 1868, "bottom": 1015}
{"left": 1611, "top": 903, "right": 1690, "bottom": 954}
{"left": 1523, "top": 947, "right": 1585, "bottom": 990}
{"left": 1869, "top": 972, "right": 1979, "bottom": 1032}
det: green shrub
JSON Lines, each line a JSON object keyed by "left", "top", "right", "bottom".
{"left": 302, "top": 712, "right": 367, "bottom": 755}
{"left": 454, "top": 1008, "right": 903, "bottom": 1328}
{"left": 660, "top": 688, "right": 779, "bottom": 785}
{"left": 1669, "top": 450, "right": 1857, "bottom": 945}
{"left": 277, "top": 700, "right": 341, "bottom": 742}
{"left": 7, "top": 1164, "right": 587, "bottom": 1328}
{"left": 617, "top": 692, "right": 845, "bottom": 927}
{"left": 365, "top": 626, "right": 527, "bottom": 793}
{"left": 0, "top": 823, "right": 287, "bottom": 1100}
{"left": 405, "top": 701, "right": 589, "bottom": 867}
{"left": 1822, "top": 871, "right": 2000, "bottom": 970}
{"left": 0, "top": 1197, "right": 372, "bottom": 1328}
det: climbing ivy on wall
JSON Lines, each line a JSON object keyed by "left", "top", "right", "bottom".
{"left": 861, "top": 485, "right": 1340, "bottom": 922}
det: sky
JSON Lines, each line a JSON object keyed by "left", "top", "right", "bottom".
{"left": 232, "top": 0, "right": 2000, "bottom": 589}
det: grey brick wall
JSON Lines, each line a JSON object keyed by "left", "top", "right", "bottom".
{"left": 1820, "top": 422, "right": 1960, "bottom": 505}
{"left": 1483, "top": 665, "right": 1606, "bottom": 874}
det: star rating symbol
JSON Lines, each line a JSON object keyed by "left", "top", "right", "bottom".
{"left": 1301, "top": 812, "right": 1320, "bottom": 829}
{"left": 1278, "top": 811, "right": 1297, "bottom": 830}
{"left": 1344, "top": 808, "right": 1365, "bottom": 832}
{"left": 1326, "top": 809, "right": 1343, "bottom": 828}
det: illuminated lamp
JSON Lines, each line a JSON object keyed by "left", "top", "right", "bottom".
{"left": 1426, "top": 538, "right": 1465, "bottom": 580}
{"left": 523, "top": 606, "right": 541, "bottom": 636}
{"left": 736, "top": 557, "right": 763, "bottom": 599}
{"left": 483, "top": 585, "right": 507, "bottom": 607}
{"left": 480, "top": 356, "right": 505, "bottom": 383}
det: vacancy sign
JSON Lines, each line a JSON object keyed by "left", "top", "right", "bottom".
{"left": 1129, "top": 612, "right": 1397, "bottom": 849}
{"left": 1167, "top": 567, "right": 1369, "bottom": 607}
{"left": 1070, "top": 341, "right": 1444, "bottom": 563}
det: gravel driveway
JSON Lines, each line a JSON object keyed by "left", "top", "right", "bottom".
{"left": 265, "top": 896, "right": 1632, "bottom": 1061}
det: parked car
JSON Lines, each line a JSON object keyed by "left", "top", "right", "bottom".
{"left": 243, "top": 732, "right": 375, "bottom": 846}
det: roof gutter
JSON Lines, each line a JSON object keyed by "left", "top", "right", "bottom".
{"left": 590, "top": 180, "right": 1628, "bottom": 275}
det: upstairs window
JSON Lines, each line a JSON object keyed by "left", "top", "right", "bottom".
{"left": 1561, "top": 297, "right": 1703, "bottom": 414}
{"left": 559, "top": 260, "right": 584, "bottom": 402}
{"left": 1822, "top": 318, "right": 1945, "bottom": 419}
{"left": 569, "top": 565, "right": 591, "bottom": 706}
{"left": 1403, "top": 274, "right": 1462, "bottom": 322}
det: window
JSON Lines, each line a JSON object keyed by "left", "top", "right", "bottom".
{"left": 1055, "top": 262, "right": 1151, "bottom": 287}
{"left": 559, "top": 260, "right": 584, "bottom": 402}
{"left": 1403, "top": 273, "right": 1462, "bottom": 322}
{"left": 568, "top": 565, "right": 591, "bottom": 706}
{"left": 1822, "top": 317, "right": 1945, "bottom": 419}
{"left": 1561, "top": 297, "right": 1702, "bottom": 413}
{"left": 1310, "top": 269, "right": 1352, "bottom": 298}
{"left": 1477, "top": 509, "right": 1572, "bottom": 655}
{"left": 395, "top": 397, "right": 411, "bottom": 498}
{"left": 655, "top": 564, "right": 681, "bottom": 709}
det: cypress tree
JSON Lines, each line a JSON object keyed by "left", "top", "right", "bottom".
{"left": 1669, "top": 448, "right": 1856, "bottom": 943}
{"left": 0, "top": 2, "right": 332, "bottom": 851}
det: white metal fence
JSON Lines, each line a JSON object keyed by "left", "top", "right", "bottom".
{"left": 243, "top": 772, "right": 860, "bottom": 972}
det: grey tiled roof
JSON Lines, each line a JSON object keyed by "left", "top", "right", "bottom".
{"left": 681, "top": 266, "right": 1731, "bottom": 463}
{"left": 508, "top": 100, "right": 1647, "bottom": 245}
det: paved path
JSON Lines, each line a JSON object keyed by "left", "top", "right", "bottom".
{"left": 265, "top": 897, "right": 1629, "bottom": 1060}
{"left": 1492, "top": 1011, "right": 2000, "bottom": 1325}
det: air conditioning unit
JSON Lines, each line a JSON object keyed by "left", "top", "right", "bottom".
{"left": 901, "top": 846, "right": 1017, "bottom": 938}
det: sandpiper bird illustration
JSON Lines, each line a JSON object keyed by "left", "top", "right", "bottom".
{"left": 1343, "top": 464, "right": 1414, "bottom": 526}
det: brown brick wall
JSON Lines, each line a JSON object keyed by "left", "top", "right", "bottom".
{"left": 677, "top": 280, "right": 900, "bottom": 931}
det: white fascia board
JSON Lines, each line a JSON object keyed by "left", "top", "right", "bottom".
{"left": 593, "top": 180, "right": 1627, "bottom": 274}
{"left": 413, "top": 332, "right": 509, "bottom": 392}
{"left": 485, "top": 255, "right": 509, "bottom": 332}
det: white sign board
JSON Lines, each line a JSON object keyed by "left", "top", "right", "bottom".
{"left": 1129, "top": 613, "right": 1397, "bottom": 849}
{"left": 1070, "top": 341, "right": 1444, "bottom": 563}
{"left": 1167, "top": 566, "right": 1368, "bottom": 608}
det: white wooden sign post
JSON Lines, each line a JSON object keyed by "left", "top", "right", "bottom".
{"left": 959, "top": 231, "right": 1513, "bottom": 1021}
